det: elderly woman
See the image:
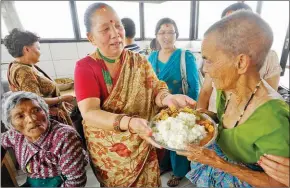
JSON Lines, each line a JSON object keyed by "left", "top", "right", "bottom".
{"left": 177, "top": 10, "right": 289, "bottom": 187}
{"left": 198, "top": 2, "right": 282, "bottom": 112}
{"left": 148, "top": 18, "right": 199, "bottom": 187}
{"left": 1, "top": 91, "right": 87, "bottom": 187}
{"left": 74, "top": 2, "right": 196, "bottom": 187}
{"left": 3, "top": 28, "right": 74, "bottom": 125}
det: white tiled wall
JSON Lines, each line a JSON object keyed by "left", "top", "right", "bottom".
{"left": 1, "top": 41, "right": 202, "bottom": 81}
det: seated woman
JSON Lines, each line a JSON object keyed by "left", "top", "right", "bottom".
{"left": 148, "top": 18, "right": 200, "bottom": 187}
{"left": 177, "top": 10, "right": 289, "bottom": 187}
{"left": 1, "top": 91, "right": 88, "bottom": 187}
{"left": 3, "top": 28, "right": 74, "bottom": 125}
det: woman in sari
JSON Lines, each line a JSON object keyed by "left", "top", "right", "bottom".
{"left": 148, "top": 18, "right": 199, "bottom": 187}
{"left": 177, "top": 10, "right": 289, "bottom": 187}
{"left": 3, "top": 28, "right": 74, "bottom": 125}
{"left": 74, "top": 3, "right": 196, "bottom": 187}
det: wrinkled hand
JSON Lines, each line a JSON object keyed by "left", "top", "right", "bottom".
{"left": 163, "top": 94, "right": 196, "bottom": 109}
{"left": 129, "top": 118, "right": 162, "bottom": 149}
{"left": 259, "top": 154, "right": 289, "bottom": 186}
{"left": 176, "top": 145, "right": 223, "bottom": 166}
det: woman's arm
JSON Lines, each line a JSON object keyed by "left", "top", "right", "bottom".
{"left": 14, "top": 67, "right": 73, "bottom": 106}
{"left": 177, "top": 146, "right": 285, "bottom": 187}
{"left": 186, "top": 51, "right": 199, "bottom": 101}
{"left": 197, "top": 73, "right": 213, "bottom": 109}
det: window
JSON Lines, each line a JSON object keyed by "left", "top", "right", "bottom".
{"left": 76, "top": 1, "right": 140, "bottom": 39}
{"left": 144, "top": 1, "right": 191, "bottom": 39}
{"left": 244, "top": 1, "right": 258, "bottom": 12}
{"left": 261, "top": 1, "right": 289, "bottom": 64}
{"left": 1, "top": 17, "right": 9, "bottom": 38}
{"left": 14, "top": 1, "right": 74, "bottom": 38}
{"left": 198, "top": 1, "right": 236, "bottom": 39}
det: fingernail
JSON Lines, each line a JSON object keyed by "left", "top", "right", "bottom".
{"left": 257, "top": 160, "right": 261, "bottom": 165}
{"left": 264, "top": 153, "right": 268, "bottom": 156}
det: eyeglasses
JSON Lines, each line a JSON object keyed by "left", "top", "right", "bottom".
{"left": 157, "top": 31, "right": 176, "bottom": 36}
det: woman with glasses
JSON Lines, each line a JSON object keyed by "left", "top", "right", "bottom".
{"left": 148, "top": 18, "right": 200, "bottom": 187}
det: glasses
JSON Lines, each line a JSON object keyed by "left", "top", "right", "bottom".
{"left": 157, "top": 31, "right": 176, "bottom": 36}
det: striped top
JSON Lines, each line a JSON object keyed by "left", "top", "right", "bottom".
{"left": 124, "top": 44, "right": 145, "bottom": 54}
{"left": 1, "top": 120, "right": 88, "bottom": 187}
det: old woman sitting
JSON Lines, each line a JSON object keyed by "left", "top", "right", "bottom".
{"left": 1, "top": 91, "right": 88, "bottom": 187}
{"left": 177, "top": 10, "right": 289, "bottom": 187}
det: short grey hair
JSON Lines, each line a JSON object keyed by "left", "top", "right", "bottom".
{"left": 204, "top": 10, "right": 273, "bottom": 70}
{"left": 2, "top": 91, "right": 49, "bottom": 130}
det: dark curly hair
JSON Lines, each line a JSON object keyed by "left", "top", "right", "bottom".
{"left": 84, "top": 2, "right": 113, "bottom": 33}
{"left": 3, "top": 28, "right": 40, "bottom": 58}
{"left": 221, "top": 2, "right": 252, "bottom": 18}
{"left": 155, "top": 18, "right": 179, "bottom": 39}
{"left": 121, "top": 18, "right": 136, "bottom": 39}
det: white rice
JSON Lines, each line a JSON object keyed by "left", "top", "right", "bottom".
{"left": 153, "top": 112, "right": 207, "bottom": 150}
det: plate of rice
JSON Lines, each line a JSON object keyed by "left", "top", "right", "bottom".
{"left": 150, "top": 107, "right": 218, "bottom": 152}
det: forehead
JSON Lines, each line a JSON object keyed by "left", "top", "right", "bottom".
{"left": 11, "top": 99, "right": 39, "bottom": 112}
{"left": 91, "top": 7, "right": 120, "bottom": 26}
{"left": 159, "top": 23, "right": 175, "bottom": 30}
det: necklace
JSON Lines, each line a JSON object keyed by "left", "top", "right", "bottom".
{"left": 222, "top": 79, "right": 262, "bottom": 127}
{"left": 97, "top": 48, "right": 116, "bottom": 63}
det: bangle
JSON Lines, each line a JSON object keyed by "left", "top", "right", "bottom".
{"left": 58, "top": 96, "right": 62, "bottom": 104}
{"left": 160, "top": 92, "right": 170, "bottom": 106}
{"left": 128, "top": 115, "right": 139, "bottom": 134}
{"left": 113, "top": 114, "right": 127, "bottom": 132}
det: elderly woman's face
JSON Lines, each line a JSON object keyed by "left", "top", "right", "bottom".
{"left": 87, "top": 7, "right": 125, "bottom": 57}
{"left": 10, "top": 99, "right": 48, "bottom": 141}
{"left": 24, "top": 42, "right": 41, "bottom": 64}
{"left": 157, "top": 24, "right": 176, "bottom": 50}
{"left": 202, "top": 34, "right": 239, "bottom": 90}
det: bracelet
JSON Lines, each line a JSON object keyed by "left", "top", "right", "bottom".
{"left": 160, "top": 92, "right": 170, "bottom": 106}
{"left": 128, "top": 115, "right": 139, "bottom": 134}
{"left": 113, "top": 114, "right": 127, "bottom": 132}
{"left": 58, "top": 96, "right": 62, "bottom": 104}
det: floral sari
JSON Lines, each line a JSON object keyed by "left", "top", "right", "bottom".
{"left": 7, "top": 62, "right": 73, "bottom": 125}
{"left": 81, "top": 50, "right": 168, "bottom": 187}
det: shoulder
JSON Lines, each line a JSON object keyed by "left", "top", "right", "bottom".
{"left": 148, "top": 51, "right": 158, "bottom": 60}
{"left": 12, "top": 63, "right": 33, "bottom": 74}
{"left": 50, "top": 120, "right": 80, "bottom": 141}
{"left": 125, "top": 49, "right": 148, "bottom": 64}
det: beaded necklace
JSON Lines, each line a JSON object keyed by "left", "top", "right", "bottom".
{"left": 222, "top": 79, "right": 262, "bottom": 127}
{"left": 97, "top": 48, "right": 116, "bottom": 63}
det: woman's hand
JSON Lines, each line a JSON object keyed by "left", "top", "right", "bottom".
{"left": 162, "top": 94, "right": 196, "bottom": 109}
{"left": 259, "top": 154, "right": 289, "bottom": 186}
{"left": 61, "top": 95, "right": 75, "bottom": 103}
{"left": 176, "top": 145, "right": 224, "bottom": 167}
{"left": 129, "top": 118, "right": 162, "bottom": 149}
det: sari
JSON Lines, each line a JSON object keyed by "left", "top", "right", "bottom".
{"left": 75, "top": 50, "right": 168, "bottom": 187}
{"left": 7, "top": 62, "right": 72, "bottom": 125}
{"left": 148, "top": 49, "right": 199, "bottom": 178}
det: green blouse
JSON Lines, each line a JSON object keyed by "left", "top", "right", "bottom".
{"left": 216, "top": 90, "right": 289, "bottom": 164}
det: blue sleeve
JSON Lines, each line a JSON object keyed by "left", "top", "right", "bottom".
{"left": 185, "top": 50, "right": 199, "bottom": 101}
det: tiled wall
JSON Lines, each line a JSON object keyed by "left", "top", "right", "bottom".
{"left": 1, "top": 40, "right": 202, "bottom": 81}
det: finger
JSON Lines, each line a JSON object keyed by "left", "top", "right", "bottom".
{"left": 260, "top": 162, "right": 289, "bottom": 181}
{"left": 176, "top": 150, "right": 192, "bottom": 157}
{"left": 185, "top": 96, "right": 196, "bottom": 108}
{"left": 264, "top": 170, "right": 289, "bottom": 187}
{"left": 143, "top": 136, "right": 163, "bottom": 149}
{"left": 264, "top": 154, "right": 290, "bottom": 167}
{"left": 260, "top": 156, "right": 289, "bottom": 174}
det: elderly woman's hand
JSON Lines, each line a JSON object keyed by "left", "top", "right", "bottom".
{"left": 129, "top": 117, "right": 162, "bottom": 149}
{"left": 176, "top": 145, "right": 224, "bottom": 166}
{"left": 259, "top": 154, "right": 289, "bottom": 186}
{"left": 163, "top": 94, "right": 196, "bottom": 109}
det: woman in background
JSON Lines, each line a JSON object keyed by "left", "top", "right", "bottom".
{"left": 148, "top": 18, "right": 199, "bottom": 187}
{"left": 3, "top": 28, "right": 74, "bottom": 125}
